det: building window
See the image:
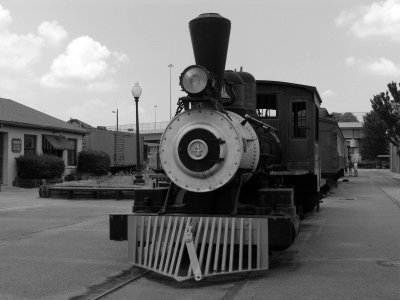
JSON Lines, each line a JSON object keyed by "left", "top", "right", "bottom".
{"left": 292, "top": 102, "right": 307, "bottom": 138}
{"left": 67, "top": 139, "right": 77, "bottom": 166}
{"left": 24, "top": 135, "right": 36, "bottom": 155}
{"left": 43, "top": 135, "right": 74, "bottom": 158}
{"left": 42, "top": 137, "right": 63, "bottom": 157}
{"left": 256, "top": 94, "right": 277, "bottom": 118}
{"left": 43, "top": 148, "right": 63, "bottom": 157}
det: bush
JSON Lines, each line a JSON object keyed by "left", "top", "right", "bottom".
{"left": 64, "top": 172, "right": 77, "bottom": 182}
{"left": 16, "top": 154, "right": 65, "bottom": 179}
{"left": 78, "top": 150, "right": 111, "bottom": 175}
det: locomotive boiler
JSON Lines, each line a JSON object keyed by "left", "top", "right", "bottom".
{"left": 110, "top": 13, "right": 301, "bottom": 281}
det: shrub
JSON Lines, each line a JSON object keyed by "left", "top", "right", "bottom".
{"left": 77, "top": 150, "right": 111, "bottom": 175}
{"left": 64, "top": 172, "right": 77, "bottom": 182}
{"left": 16, "top": 154, "right": 65, "bottom": 179}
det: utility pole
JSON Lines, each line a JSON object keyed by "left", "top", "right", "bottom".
{"left": 168, "top": 64, "right": 174, "bottom": 120}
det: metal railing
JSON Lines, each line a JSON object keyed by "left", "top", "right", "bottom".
{"left": 106, "top": 121, "right": 169, "bottom": 134}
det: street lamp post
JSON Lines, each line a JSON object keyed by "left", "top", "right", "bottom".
{"left": 154, "top": 105, "right": 158, "bottom": 129}
{"left": 112, "top": 109, "right": 119, "bottom": 166}
{"left": 168, "top": 64, "right": 174, "bottom": 120}
{"left": 112, "top": 109, "right": 119, "bottom": 132}
{"left": 132, "top": 82, "right": 145, "bottom": 184}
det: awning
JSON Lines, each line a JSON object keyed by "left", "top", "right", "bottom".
{"left": 43, "top": 135, "right": 74, "bottom": 150}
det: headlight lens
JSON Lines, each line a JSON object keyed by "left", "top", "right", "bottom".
{"left": 180, "top": 65, "right": 209, "bottom": 94}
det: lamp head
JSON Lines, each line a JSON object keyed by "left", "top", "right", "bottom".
{"left": 132, "top": 82, "right": 142, "bottom": 99}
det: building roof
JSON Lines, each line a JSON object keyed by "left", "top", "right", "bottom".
{"left": 256, "top": 80, "right": 323, "bottom": 104}
{"left": 0, "top": 98, "right": 88, "bottom": 134}
{"left": 67, "top": 118, "right": 94, "bottom": 129}
{"left": 338, "top": 122, "right": 363, "bottom": 129}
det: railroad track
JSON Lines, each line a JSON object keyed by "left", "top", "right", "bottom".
{"left": 76, "top": 267, "right": 253, "bottom": 299}
{"left": 371, "top": 173, "right": 400, "bottom": 210}
{"left": 375, "top": 184, "right": 400, "bottom": 209}
{"left": 70, "top": 268, "right": 149, "bottom": 300}
{"left": 88, "top": 270, "right": 150, "bottom": 300}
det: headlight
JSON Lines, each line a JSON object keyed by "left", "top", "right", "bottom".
{"left": 180, "top": 65, "right": 210, "bottom": 94}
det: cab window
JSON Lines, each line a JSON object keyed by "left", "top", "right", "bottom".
{"left": 292, "top": 102, "right": 307, "bottom": 138}
{"left": 256, "top": 94, "right": 277, "bottom": 118}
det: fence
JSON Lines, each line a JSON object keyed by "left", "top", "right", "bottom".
{"left": 106, "top": 121, "right": 169, "bottom": 134}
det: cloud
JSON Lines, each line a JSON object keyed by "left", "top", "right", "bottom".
{"left": 345, "top": 56, "right": 400, "bottom": 76}
{"left": 0, "top": 78, "right": 18, "bottom": 94}
{"left": 0, "top": 32, "right": 43, "bottom": 70}
{"left": 86, "top": 80, "right": 118, "bottom": 92}
{"left": 47, "top": 36, "right": 110, "bottom": 81}
{"left": 0, "top": 4, "right": 68, "bottom": 71}
{"left": 0, "top": 2, "right": 126, "bottom": 104}
{"left": 336, "top": 0, "right": 400, "bottom": 41}
{"left": 40, "top": 36, "right": 127, "bottom": 91}
{"left": 366, "top": 57, "right": 400, "bottom": 76}
{"left": 38, "top": 21, "right": 68, "bottom": 45}
{"left": 0, "top": 4, "right": 12, "bottom": 30}
{"left": 345, "top": 56, "right": 357, "bottom": 66}
{"left": 65, "top": 98, "right": 108, "bottom": 122}
{"left": 322, "top": 89, "right": 335, "bottom": 98}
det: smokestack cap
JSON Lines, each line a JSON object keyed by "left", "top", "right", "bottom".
{"left": 189, "top": 13, "right": 231, "bottom": 100}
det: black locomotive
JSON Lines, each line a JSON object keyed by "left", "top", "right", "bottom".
{"left": 110, "top": 13, "right": 335, "bottom": 281}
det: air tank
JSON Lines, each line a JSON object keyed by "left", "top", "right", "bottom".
{"left": 237, "top": 71, "right": 257, "bottom": 112}
{"left": 224, "top": 70, "right": 245, "bottom": 106}
{"left": 224, "top": 70, "right": 258, "bottom": 117}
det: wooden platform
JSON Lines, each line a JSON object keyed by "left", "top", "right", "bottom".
{"left": 39, "top": 185, "right": 138, "bottom": 200}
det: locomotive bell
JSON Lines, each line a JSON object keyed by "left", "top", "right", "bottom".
{"left": 189, "top": 13, "right": 231, "bottom": 100}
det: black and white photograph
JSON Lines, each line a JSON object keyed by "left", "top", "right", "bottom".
{"left": 0, "top": 0, "right": 400, "bottom": 299}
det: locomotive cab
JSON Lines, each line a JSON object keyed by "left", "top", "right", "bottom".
{"left": 256, "top": 81, "right": 325, "bottom": 212}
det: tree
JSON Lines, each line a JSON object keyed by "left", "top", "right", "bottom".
{"left": 360, "top": 111, "right": 389, "bottom": 160}
{"left": 332, "top": 112, "right": 359, "bottom": 122}
{"left": 370, "top": 81, "right": 400, "bottom": 150}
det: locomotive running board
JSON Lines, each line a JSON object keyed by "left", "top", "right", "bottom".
{"left": 127, "top": 214, "right": 269, "bottom": 281}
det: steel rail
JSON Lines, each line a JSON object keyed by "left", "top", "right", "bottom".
{"left": 373, "top": 183, "right": 400, "bottom": 210}
{"left": 89, "top": 270, "right": 150, "bottom": 300}
{"left": 371, "top": 172, "right": 400, "bottom": 210}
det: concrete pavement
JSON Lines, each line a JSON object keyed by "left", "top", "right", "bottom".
{"left": 230, "top": 169, "right": 400, "bottom": 299}
{"left": 0, "top": 188, "right": 134, "bottom": 299}
{"left": 104, "top": 169, "right": 400, "bottom": 299}
{"left": 1, "top": 169, "right": 400, "bottom": 299}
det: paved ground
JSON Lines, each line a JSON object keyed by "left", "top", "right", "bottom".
{"left": 105, "top": 169, "right": 400, "bottom": 299}
{"left": 1, "top": 169, "right": 400, "bottom": 299}
{"left": 0, "top": 187, "right": 134, "bottom": 300}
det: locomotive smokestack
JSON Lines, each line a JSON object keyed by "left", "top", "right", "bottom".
{"left": 189, "top": 13, "right": 231, "bottom": 100}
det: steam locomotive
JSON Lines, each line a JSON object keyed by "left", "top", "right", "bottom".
{"left": 110, "top": 13, "right": 332, "bottom": 281}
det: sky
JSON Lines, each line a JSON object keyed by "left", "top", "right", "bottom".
{"left": 1, "top": 0, "right": 400, "bottom": 126}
